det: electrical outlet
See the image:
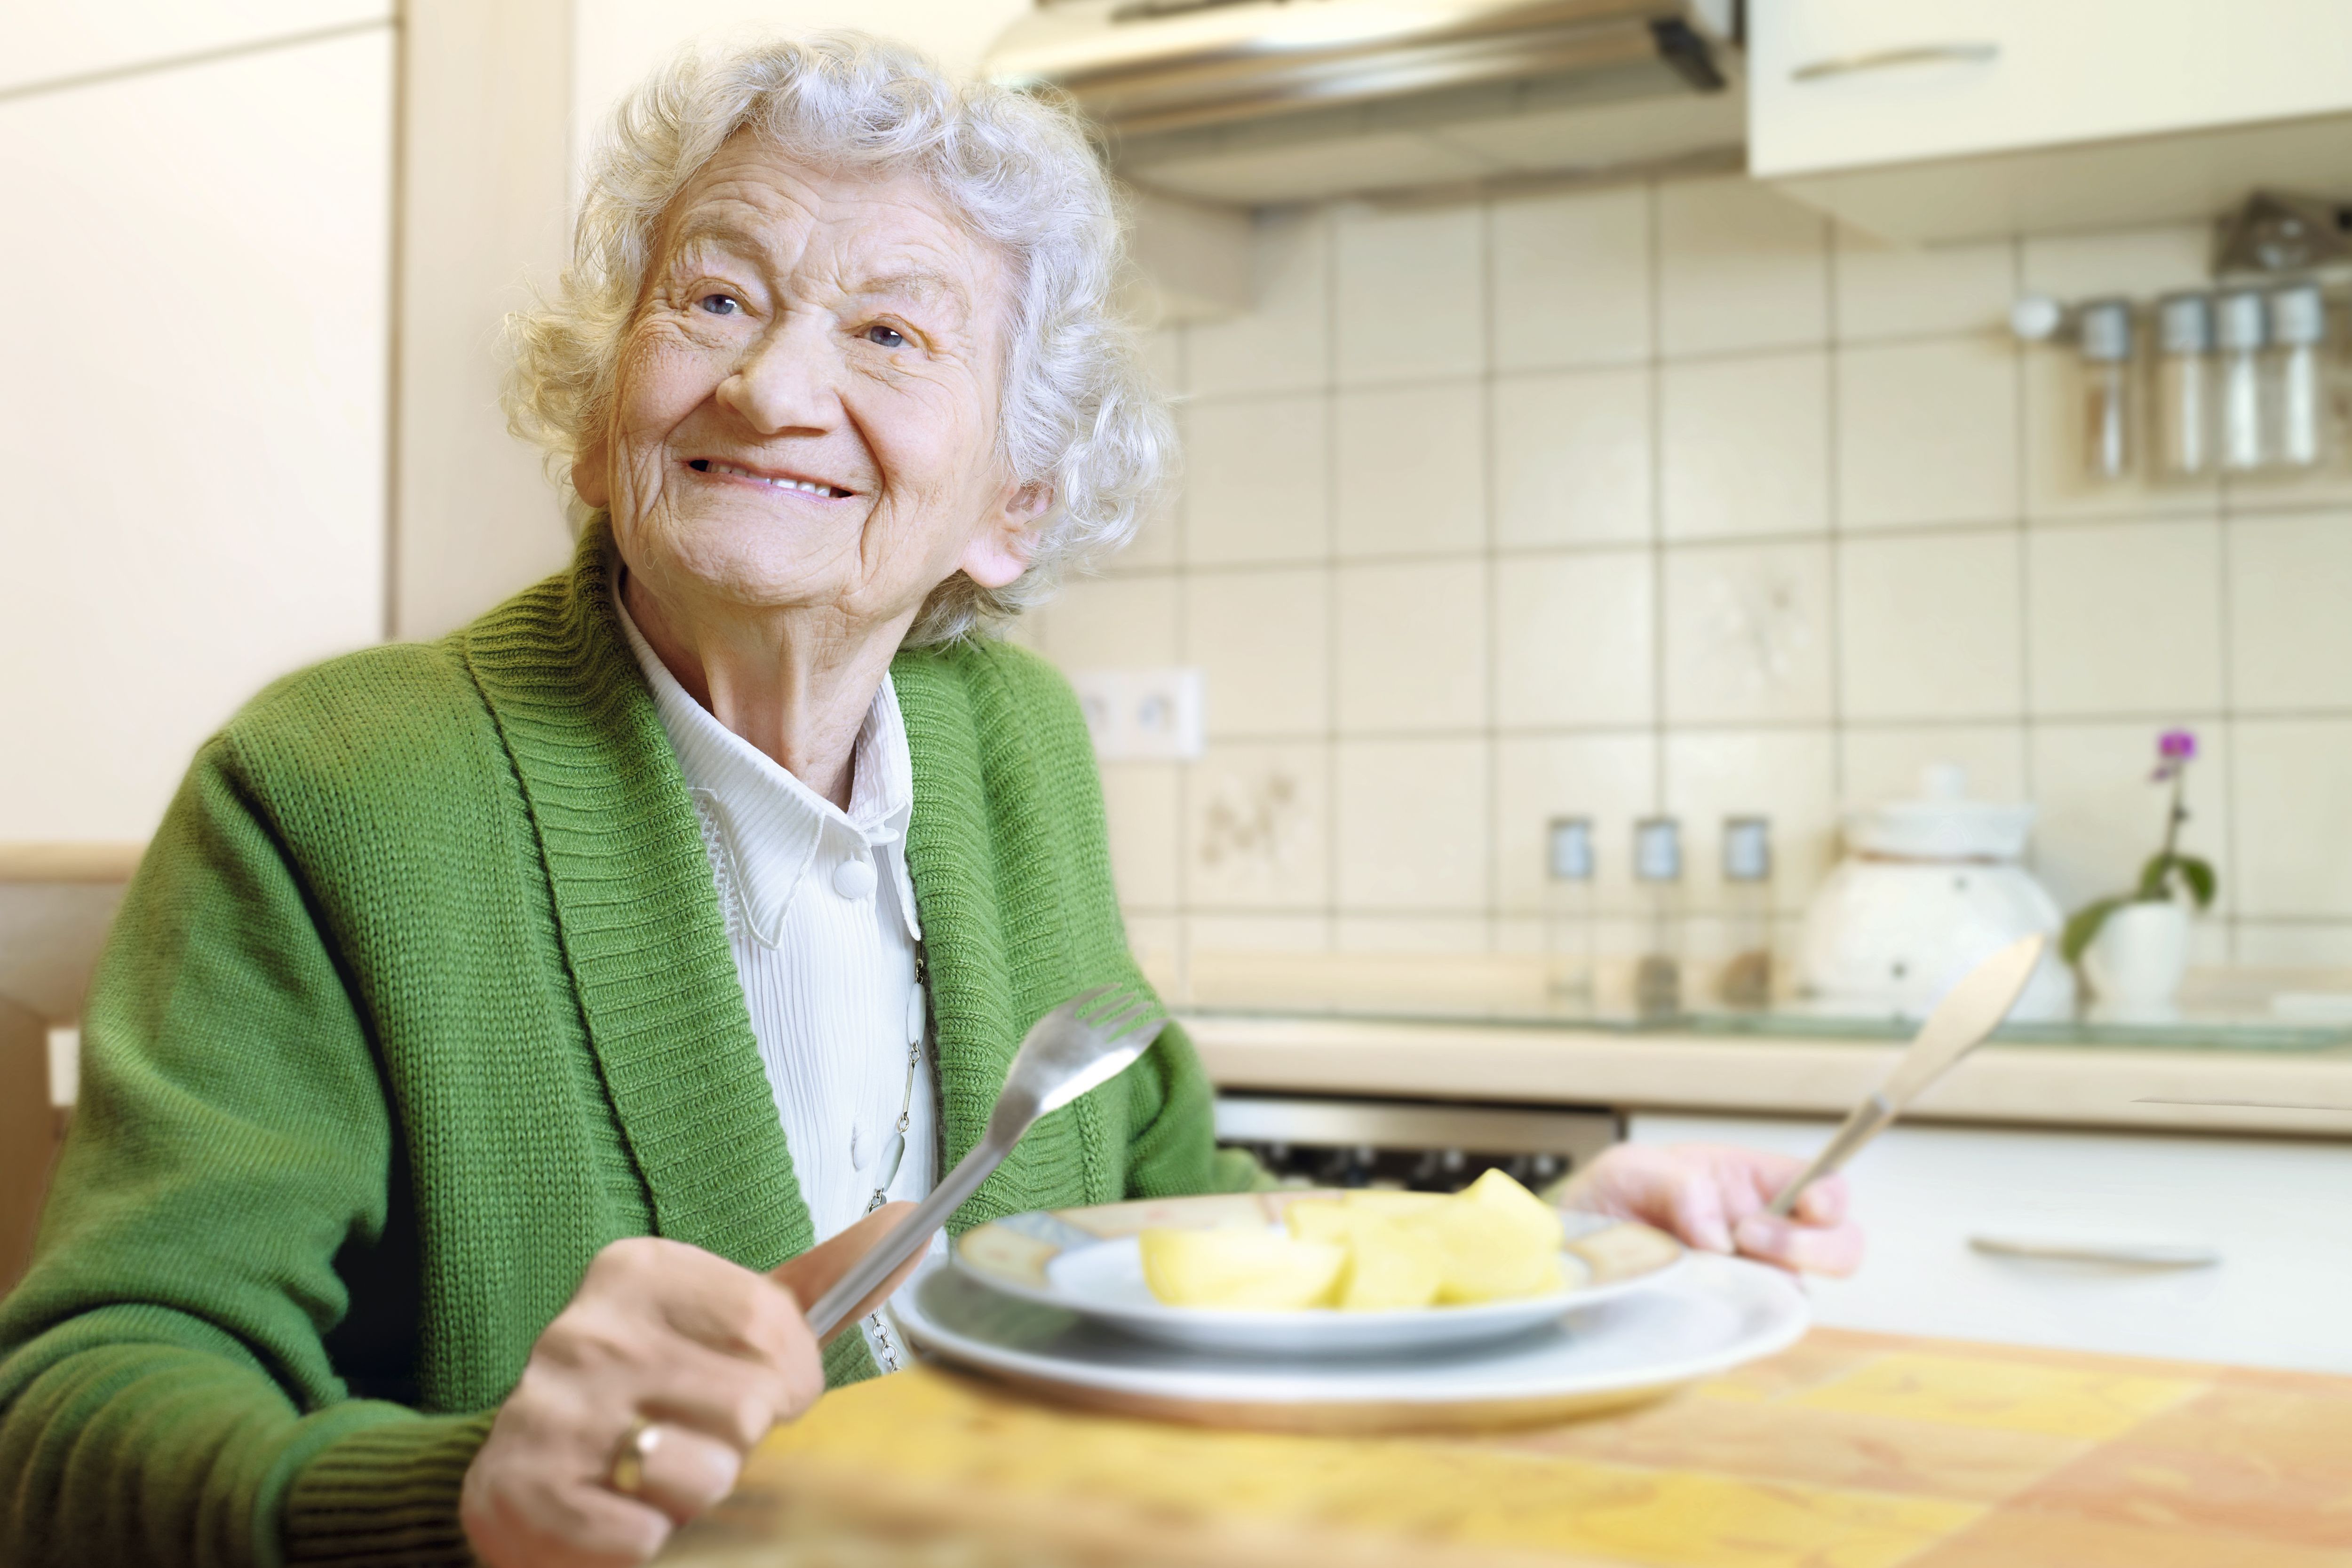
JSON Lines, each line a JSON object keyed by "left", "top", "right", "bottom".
{"left": 1069, "top": 667, "right": 1204, "bottom": 760}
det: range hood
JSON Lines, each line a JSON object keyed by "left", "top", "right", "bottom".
{"left": 983, "top": 0, "right": 1744, "bottom": 206}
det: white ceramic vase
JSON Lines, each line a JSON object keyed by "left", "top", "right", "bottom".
{"left": 2082, "top": 900, "right": 2191, "bottom": 1021}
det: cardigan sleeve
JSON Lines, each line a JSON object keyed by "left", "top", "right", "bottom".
{"left": 0, "top": 738, "right": 486, "bottom": 1568}
{"left": 1119, "top": 1019, "right": 1260, "bottom": 1200}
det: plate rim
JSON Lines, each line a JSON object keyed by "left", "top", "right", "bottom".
{"left": 897, "top": 1251, "right": 1811, "bottom": 1410}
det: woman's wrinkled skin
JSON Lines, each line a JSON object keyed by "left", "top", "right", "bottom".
{"left": 577, "top": 131, "right": 1048, "bottom": 804}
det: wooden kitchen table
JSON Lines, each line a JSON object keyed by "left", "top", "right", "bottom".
{"left": 665, "top": 1327, "right": 2352, "bottom": 1567}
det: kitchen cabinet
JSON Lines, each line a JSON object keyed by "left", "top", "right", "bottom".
{"left": 0, "top": 27, "right": 391, "bottom": 842}
{"left": 1632, "top": 1111, "right": 2352, "bottom": 1373}
{"left": 1749, "top": 0, "right": 2352, "bottom": 242}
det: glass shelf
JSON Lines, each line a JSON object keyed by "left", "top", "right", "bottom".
{"left": 1165, "top": 952, "right": 2352, "bottom": 1055}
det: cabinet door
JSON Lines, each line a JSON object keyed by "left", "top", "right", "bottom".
{"left": 1751, "top": 0, "right": 2352, "bottom": 179}
{"left": 1630, "top": 1112, "right": 2352, "bottom": 1373}
{"left": 0, "top": 29, "right": 390, "bottom": 841}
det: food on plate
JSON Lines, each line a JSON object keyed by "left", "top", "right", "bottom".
{"left": 1139, "top": 1227, "right": 1346, "bottom": 1309}
{"left": 1141, "top": 1172, "right": 1574, "bottom": 1312}
{"left": 1409, "top": 1197, "right": 1565, "bottom": 1304}
{"left": 1460, "top": 1167, "right": 1568, "bottom": 1251}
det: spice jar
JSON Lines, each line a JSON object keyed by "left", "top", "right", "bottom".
{"left": 1632, "top": 817, "right": 1683, "bottom": 1020}
{"left": 1543, "top": 816, "right": 1595, "bottom": 1002}
{"left": 2153, "top": 292, "right": 2215, "bottom": 478}
{"left": 1718, "top": 816, "right": 1773, "bottom": 1009}
{"left": 2217, "top": 287, "right": 2270, "bottom": 471}
{"left": 2268, "top": 282, "right": 2328, "bottom": 469}
{"left": 2077, "top": 298, "right": 2134, "bottom": 482}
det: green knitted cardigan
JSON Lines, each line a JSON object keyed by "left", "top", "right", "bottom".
{"left": 0, "top": 526, "right": 1246, "bottom": 1568}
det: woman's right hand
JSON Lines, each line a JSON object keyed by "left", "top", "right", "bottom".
{"left": 460, "top": 1204, "right": 918, "bottom": 1567}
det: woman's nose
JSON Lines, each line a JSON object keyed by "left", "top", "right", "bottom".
{"left": 717, "top": 318, "right": 838, "bottom": 435}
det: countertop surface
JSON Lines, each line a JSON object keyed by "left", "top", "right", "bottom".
{"left": 668, "top": 1327, "right": 2352, "bottom": 1567}
{"left": 1168, "top": 952, "right": 2352, "bottom": 1139}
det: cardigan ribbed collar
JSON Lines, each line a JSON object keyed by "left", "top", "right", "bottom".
{"left": 453, "top": 521, "right": 1086, "bottom": 1272}
{"left": 458, "top": 522, "right": 816, "bottom": 1269}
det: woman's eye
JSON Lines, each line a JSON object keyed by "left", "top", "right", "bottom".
{"left": 864, "top": 324, "right": 907, "bottom": 348}
{"left": 697, "top": 293, "right": 740, "bottom": 316}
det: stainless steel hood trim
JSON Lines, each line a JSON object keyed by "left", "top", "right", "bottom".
{"left": 987, "top": 0, "right": 1728, "bottom": 136}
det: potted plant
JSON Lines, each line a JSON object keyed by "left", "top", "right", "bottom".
{"left": 2060, "top": 729, "right": 2216, "bottom": 1015}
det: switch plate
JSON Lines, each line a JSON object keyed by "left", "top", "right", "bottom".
{"left": 1069, "top": 666, "right": 1204, "bottom": 761}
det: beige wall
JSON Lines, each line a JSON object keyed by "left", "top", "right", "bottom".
{"left": 1024, "top": 180, "right": 2352, "bottom": 974}
{"left": 0, "top": 9, "right": 394, "bottom": 843}
{"left": 392, "top": 0, "right": 578, "bottom": 641}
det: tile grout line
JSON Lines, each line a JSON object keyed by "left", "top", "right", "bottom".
{"left": 1171, "top": 322, "right": 1194, "bottom": 994}
{"left": 1322, "top": 205, "right": 1342, "bottom": 952}
{"left": 1822, "top": 213, "right": 1845, "bottom": 812}
{"left": 1480, "top": 195, "right": 1502, "bottom": 953}
{"left": 1645, "top": 178, "right": 1669, "bottom": 824}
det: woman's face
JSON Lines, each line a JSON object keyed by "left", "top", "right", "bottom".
{"left": 578, "top": 134, "right": 1038, "bottom": 627}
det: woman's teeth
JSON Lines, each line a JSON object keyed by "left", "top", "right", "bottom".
{"left": 691, "top": 459, "right": 844, "bottom": 497}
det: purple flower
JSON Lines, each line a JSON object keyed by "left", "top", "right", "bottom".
{"left": 2153, "top": 727, "right": 2198, "bottom": 781}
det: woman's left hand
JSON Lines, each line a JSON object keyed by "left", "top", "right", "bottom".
{"left": 1559, "top": 1143, "right": 1864, "bottom": 1276}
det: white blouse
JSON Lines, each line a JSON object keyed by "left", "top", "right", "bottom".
{"left": 614, "top": 592, "right": 937, "bottom": 1367}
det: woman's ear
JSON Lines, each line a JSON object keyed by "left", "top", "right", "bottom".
{"left": 960, "top": 481, "right": 1051, "bottom": 589}
{"left": 571, "top": 438, "right": 611, "bottom": 510}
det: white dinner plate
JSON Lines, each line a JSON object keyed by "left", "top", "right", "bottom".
{"left": 949, "top": 1191, "right": 1688, "bottom": 1359}
{"left": 898, "top": 1250, "right": 1809, "bottom": 1434}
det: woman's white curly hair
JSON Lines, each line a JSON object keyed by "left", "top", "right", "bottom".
{"left": 505, "top": 31, "right": 1170, "bottom": 643}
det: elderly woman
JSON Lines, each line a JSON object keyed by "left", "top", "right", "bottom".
{"left": 0, "top": 33, "right": 1856, "bottom": 1568}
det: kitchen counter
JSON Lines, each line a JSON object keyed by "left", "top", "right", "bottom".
{"left": 1184, "top": 1011, "right": 2352, "bottom": 1139}
{"left": 1168, "top": 951, "right": 2352, "bottom": 1140}
{"left": 667, "top": 1327, "right": 2352, "bottom": 1567}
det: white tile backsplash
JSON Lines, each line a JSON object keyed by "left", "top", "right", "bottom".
{"left": 1838, "top": 529, "right": 2024, "bottom": 722}
{"left": 1493, "top": 366, "right": 1653, "bottom": 548}
{"left": 1832, "top": 228, "right": 2013, "bottom": 343}
{"left": 1334, "top": 380, "right": 1486, "bottom": 558}
{"left": 1661, "top": 539, "right": 1834, "bottom": 725}
{"left": 1335, "top": 558, "right": 1486, "bottom": 733}
{"left": 1333, "top": 201, "right": 1485, "bottom": 387}
{"left": 1656, "top": 175, "right": 1828, "bottom": 358}
{"left": 2233, "top": 719, "right": 2352, "bottom": 919}
{"left": 1836, "top": 336, "right": 2020, "bottom": 531}
{"left": 1659, "top": 350, "right": 1830, "bottom": 539}
{"left": 1182, "top": 393, "right": 1329, "bottom": 565}
{"left": 2026, "top": 518, "right": 2225, "bottom": 717}
{"left": 2228, "top": 510, "right": 2352, "bottom": 713}
{"left": 1184, "top": 568, "right": 1328, "bottom": 739}
{"left": 1042, "top": 177, "right": 2352, "bottom": 966}
{"left": 1333, "top": 737, "right": 1489, "bottom": 911}
{"left": 1186, "top": 207, "right": 1329, "bottom": 398}
{"left": 1490, "top": 184, "right": 1651, "bottom": 371}
{"left": 1186, "top": 741, "right": 1330, "bottom": 911}
{"left": 1492, "top": 549, "right": 1654, "bottom": 730}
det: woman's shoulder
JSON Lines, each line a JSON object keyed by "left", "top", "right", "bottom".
{"left": 212, "top": 635, "right": 505, "bottom": 796}
{"left": 893, "top": 634, "right": 1083, "bottom": 729}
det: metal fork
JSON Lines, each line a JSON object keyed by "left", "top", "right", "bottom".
{"left": 803, "top": 982, "right": 1168, "bottom": 1338}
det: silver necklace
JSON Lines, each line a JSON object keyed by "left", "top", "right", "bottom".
{"left": 859, "top": 951, "right": 927, "bottom": 1373}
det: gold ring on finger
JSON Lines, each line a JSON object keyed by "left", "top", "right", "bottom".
{"left": 608, "top": 1416, "right": 663, "bottom": 1496}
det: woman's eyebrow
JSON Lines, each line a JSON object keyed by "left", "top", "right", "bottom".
{"left": 851, "top": 269, "right": 970, "bottom": 316}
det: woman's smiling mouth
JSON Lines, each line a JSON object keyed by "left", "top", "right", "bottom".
{"left": 686, "top": 457, "right": 854, "bottom": 498}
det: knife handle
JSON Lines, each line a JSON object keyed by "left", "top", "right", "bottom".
{"left": 1765, "top": 1093, "right": 1893, "bottom": 1220}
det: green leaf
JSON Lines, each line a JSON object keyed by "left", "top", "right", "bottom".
{"left": 2061, "top": 897, "right": 2125, "bottom": 966}
{"left": 2175, "top": 855, "right": 2218, "bottom": 909}
{"left": 2135, "top": 853, "right": 2172, "bottom": 900}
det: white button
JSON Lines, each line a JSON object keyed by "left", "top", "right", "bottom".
{"left": 906, "top": 987, "right": 926, "bottom": 1043}
{"left": 832, "top": 856, "right": 876, "bottom": 900}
